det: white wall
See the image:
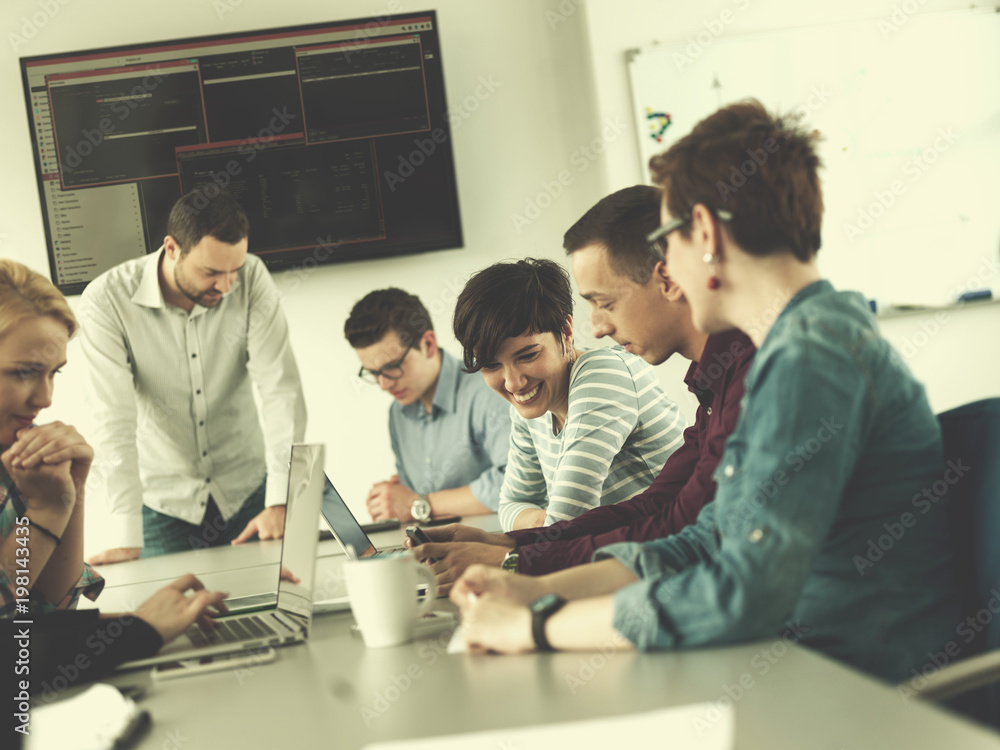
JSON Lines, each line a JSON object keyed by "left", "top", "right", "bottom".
{"left": 2, "top": 0, "right": 996, "bottom": 554}
{"left": 581, "top": 0, "right": 1000, "bottom": 412}
{"left": 0, "top": 0, "right": 641, "bottom": 554}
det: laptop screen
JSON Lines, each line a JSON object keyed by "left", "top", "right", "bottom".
{"left": 320, "top": 476, "right": 378, "bottom": 559}
{"left": 275, "top": 443, "right": 324, "bottom": 624}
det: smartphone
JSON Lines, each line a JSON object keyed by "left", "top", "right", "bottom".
{"left": 151, "top": 647, "right": 276, "bottom": 681}
{"left": 406, "top": 526, "right": 442, "bottom": 563}
{"left": 422, "top": 515, "right": 461, "bottom": 527}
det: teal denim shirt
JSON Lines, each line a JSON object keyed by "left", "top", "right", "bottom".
{"left": 598, "top": 281, "right": 961, "bottom": 682}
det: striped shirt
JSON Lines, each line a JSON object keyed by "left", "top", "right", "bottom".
{"left": 78, "top": 248, "right": 307, "bottom": 548}
{"left": 498, "top": 347, "right": 686, "bottom": 530}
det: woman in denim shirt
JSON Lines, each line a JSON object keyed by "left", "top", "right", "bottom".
{"left": 450, "top": 100, "right": 961, "bottom": 683}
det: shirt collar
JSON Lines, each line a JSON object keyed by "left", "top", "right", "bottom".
{"left": 132, "top": 245, "right": 214, "bottom": 319}
{"left": 686, "top": 329, "right": 755, "bottom": 405}
{"left": 400, "top": 350, "right": 456, "bottom": 419}
{"left": 772, "top": 279, "right": 833, "bottom": 330}
{"left": 132, "top": 247, "right": 167, "bottom": 309}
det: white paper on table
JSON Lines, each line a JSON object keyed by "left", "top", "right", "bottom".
{"left": 26, "top": 683, "right": 142, "bottom": 750}
{"left": 363, "top": 702, "right": 734, "bottom": 749}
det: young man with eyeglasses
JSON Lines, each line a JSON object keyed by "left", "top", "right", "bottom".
{"left": 345, "top": 289, "right": 511, "bottom": 523}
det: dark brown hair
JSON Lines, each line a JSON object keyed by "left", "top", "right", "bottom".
{"left": 563, "top": 185, "right": 663, "bottom": 283}
{"left": 344, "top": 288, "right": 433, "bottom": 349}
{"left": 453, "top": 258, "right": 573, "bottom": 372}
{"left": 166, "top": 188, "right": 250, "bottom": 255}
{"left": 648, "top": 99, "right": 823, "bottom": 262}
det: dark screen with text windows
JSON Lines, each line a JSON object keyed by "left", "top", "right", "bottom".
{"left": 21, "top": 11, "right": 462, "bottom": 294}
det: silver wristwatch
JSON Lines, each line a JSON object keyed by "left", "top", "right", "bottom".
{"left": 411, "top": 494, "right": 432, "bottom": 523}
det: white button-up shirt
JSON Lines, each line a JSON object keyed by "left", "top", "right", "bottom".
{"left": 79, "top": 248, "right": 307, "bottom": 548}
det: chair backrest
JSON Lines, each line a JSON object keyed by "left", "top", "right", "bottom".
{"left": 939, "top": 397, "right": 1000, "bottom": 724}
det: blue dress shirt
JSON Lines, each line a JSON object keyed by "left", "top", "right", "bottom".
{"left": 598, "top": 280, "right": 961, "bottom": 682}
{"left": 389, "top": 350, "right": 511, "bottom": 510}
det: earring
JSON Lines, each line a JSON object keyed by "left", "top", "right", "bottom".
{"left": 703, "top": 252, "right": 721, "bottom": 291}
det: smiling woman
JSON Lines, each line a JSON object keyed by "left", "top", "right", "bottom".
{"left": 0, "top": 259, "right": 104, "bottom": 619}
{"left": 454, "top": 258, "right": 686, "bottom": 531}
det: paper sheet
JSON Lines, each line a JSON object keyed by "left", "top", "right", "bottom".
{"left": 27, "top": 683, "right": 142, "bottom": 750}
{"left": 363, "top": 703, "right": 734, "bottom": 750}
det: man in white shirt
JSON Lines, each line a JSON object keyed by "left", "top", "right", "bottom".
{"left": 80, "top": 188, "right": 307, "bottom": 563}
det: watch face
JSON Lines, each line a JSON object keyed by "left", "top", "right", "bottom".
{"left": 501, "top": 552, "right": 518, "bottom": 572}
{"left": 411, "top": 496, "right": 431, "bottom": 522}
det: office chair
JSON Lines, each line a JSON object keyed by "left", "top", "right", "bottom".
{"left": 901, "top": 397, "right": 1000, "bottom": 727}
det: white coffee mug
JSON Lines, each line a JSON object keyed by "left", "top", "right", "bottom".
{"left": 343, "top": 553, "right": 438, "bottom": 648}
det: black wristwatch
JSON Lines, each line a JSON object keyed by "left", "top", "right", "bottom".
{"left": 501, "top": 550, "right": 519, "bottom": 573}
{"left": 529, "top": 594, "right": 566, "bottom": 652}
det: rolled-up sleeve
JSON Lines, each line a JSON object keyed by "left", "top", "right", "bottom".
{"left": 596, "top": 338, "right": 868, "bottom": 651}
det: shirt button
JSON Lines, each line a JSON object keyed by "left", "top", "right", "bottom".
{"left": 196, "top": 389, "right": 202, "bottom": 395}
{"left": 206, "top": 477, "right": 211, "bottom": 483}
{"left": 191, "top": 353, "right": 197, "bottom": 358}
{"left": 724, "top": 465, "right": 735, "bottom": 478}
{"left": 202, "top": 451, "right": 207, "bottom": 457}
{"left": 706, "top": 407, "right": 713, "bottom": 415}
{"left": 199, "top": 421, "right": 204, "bottom": 427}
{"left": 749, "top": 528, "right": 764, "bottom": 543}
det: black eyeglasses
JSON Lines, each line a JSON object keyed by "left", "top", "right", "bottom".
{"left": 358, "top": 342, "right": 417, "bottom": 384}
{"left": 646, "top": 208, "right": 733, "bottom": 260}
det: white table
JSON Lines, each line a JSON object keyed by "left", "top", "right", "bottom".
{"left": 84, "top": 518, "right": 1000, "bottom": 749}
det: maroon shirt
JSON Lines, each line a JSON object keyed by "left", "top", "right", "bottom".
{"left": 508, "top": 330, "right": 755, "bottom": 574}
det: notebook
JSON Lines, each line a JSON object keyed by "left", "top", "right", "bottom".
{"left": 116, "top": 443, "right": 325, "bottom": 669}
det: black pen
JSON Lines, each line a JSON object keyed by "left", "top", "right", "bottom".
{"left": 113, "top": 709, "right": 151, "bottom": 750}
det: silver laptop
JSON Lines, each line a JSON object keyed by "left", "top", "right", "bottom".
{"left": 117, "top": 443, "right": 325, "bottom": 669}
{"left": 309, "top": 475, "right": 411, "bottom": 612}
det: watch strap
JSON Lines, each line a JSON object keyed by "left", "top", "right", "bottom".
{"left": 530, "top": 594, "right": 566, "bottom": 652}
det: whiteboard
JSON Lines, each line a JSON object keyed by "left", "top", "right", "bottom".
{"left": 626, "top": 9, "right": 1000, "bottom": 308}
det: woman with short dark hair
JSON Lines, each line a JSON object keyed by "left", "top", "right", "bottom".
{"left": 454, "top": 258, "right": 684, "bottom": 531}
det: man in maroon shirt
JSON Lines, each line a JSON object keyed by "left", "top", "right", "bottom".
{"left": 412, "top": 186, "right": 755, "bottom": 587}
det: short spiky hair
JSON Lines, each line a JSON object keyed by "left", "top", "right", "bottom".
{"left": 649, "top": 99, "right": 823, "bottom": 262}
{"left": 563, "top": 185, "right": 663, "bottom": 283}
{"left": 344, "top": 288, "right": 433, "bottom": 350}
{"left": 166, "top": 188, "right": 250, "bottom": 255}
{"left": 453, "top": 258, "right": 573, "bottom": 372}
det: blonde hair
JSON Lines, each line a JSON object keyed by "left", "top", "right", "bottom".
{"left": 0, "top": 259, "right": 77, "bottom": 340}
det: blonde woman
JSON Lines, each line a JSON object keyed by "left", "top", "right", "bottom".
{"left": 0, "top": 259, "right": 102, "bottom": 617}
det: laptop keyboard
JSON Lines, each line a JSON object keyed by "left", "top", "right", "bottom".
{"left": 370, "top": 546, "right": 406, "bottom": 558}
{"left": 187, "top": 614, "right": 283, "bottom": 647}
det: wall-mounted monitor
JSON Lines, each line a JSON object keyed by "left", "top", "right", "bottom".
{"left": 21, "top": 10, "right": 463, "bottom": 295}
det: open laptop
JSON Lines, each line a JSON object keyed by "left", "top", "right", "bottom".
{"left": 319, "top": 475, "right": 408, "bottom": 560}
{"left": 310, "top": 475, "right": 412, "bottom": 612}
{"left": 117, "top": 443, "right": 326, "bottom": 669}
